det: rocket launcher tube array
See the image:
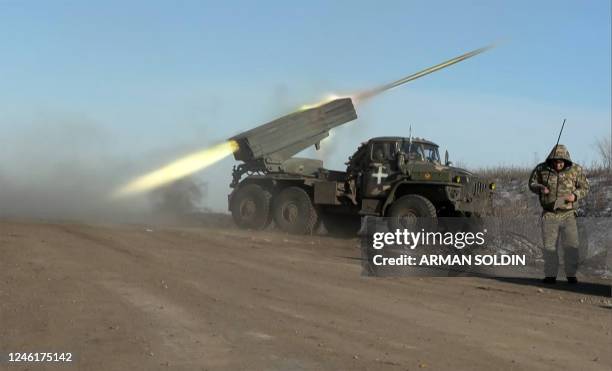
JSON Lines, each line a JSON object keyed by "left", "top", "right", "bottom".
{"left": 230, "top": 98, "right": 357, "bottom": 166}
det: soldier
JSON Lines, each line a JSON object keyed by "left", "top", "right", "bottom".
{"left": 529, "top": 144, "right": 589, "bottom": 284}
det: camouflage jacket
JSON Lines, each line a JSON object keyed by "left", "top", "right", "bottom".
{"left": 528, "top": 144, "right": 589, "bottom": 212}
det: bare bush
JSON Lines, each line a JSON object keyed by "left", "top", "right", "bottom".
{"left": 596, "top": 137, "right": 611, "bottom": 171}
{"left": 474, "top": 166, "right": 531, "bottom": 183}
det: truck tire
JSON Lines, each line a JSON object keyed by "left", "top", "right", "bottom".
{"left": 387, "top": 194, "right": 437, "bottom": 231}
{"left": 272, "top": 187, "right": 318, "bottom": 234}
{"left": 230, "top": 184, "right": 272, "bottom": 230}
{"left": 322, "top": 214, "right": 361, "bottom": 237}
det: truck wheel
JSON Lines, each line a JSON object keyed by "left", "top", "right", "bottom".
{"left": 230, "top": 184, "right": 272, "bottom": 230}
{"left": 273, "top": 187, "right": 318, "bottom": 234}
{"left": 387, "top": 194, "right": 437, "bottom": 231}
{"left": 322, "top": 214, "right": 361, "bottom": 237}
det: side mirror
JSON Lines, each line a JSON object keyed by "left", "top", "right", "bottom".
{"left": 445, "top": 150, "right": 452, "bottom": 166}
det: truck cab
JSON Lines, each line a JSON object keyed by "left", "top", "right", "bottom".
{"left": 346, "top": 137, "right": 493, "bottom": 220}
{"left": 354, "top": 137, "right": 442, "bottom": 199}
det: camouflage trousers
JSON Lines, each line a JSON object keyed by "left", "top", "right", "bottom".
{"left": 541, "top": 210, "right": 579, "bottom": 277}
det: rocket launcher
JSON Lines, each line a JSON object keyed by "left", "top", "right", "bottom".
{"left": 230, "top": 97, "right": 357, "bottom": 172}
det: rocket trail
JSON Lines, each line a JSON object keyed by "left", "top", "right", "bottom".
{"left": 354, "top": 44, "right": 495, "bottom": 101}
{"left": 297, "top": 44, "right": 494, "bottom": 110}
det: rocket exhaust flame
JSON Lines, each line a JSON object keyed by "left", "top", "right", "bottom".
{"left": 112, "top": 140, "right": 239, "bottom": 198}
{"left": 299, "top": 94, "right": 347, "bottom": 111}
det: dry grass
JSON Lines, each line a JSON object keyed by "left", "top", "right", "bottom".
{"left": 596, "top": 137, "right": 611, "bottom": 170}
{"left": 474, "top": 166, "right": 531, "bottom": 183}
{"left": 473, "top": 165, "right": 611, "bottom": 183}
{"left": 586, "top": 164, "right": 612, "bottom": 181}
{"left": 472, "top": 164, "right": 612, "bottom": 218}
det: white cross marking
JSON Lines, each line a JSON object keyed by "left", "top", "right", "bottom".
{"left": 372, "top": 166, "right": 388, "bottom": 185}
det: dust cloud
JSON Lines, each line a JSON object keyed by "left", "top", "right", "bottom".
{"left": 0, "top": 117, "right": 212, "bottom": 224}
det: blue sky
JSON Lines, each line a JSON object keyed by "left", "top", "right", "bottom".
{"left": 0, "top": 1, "right": 610, "bottom": 211}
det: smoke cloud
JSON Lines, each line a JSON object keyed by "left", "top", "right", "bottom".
{"left": 0, "top": 115, "right": 211, "bottom": 224}
{"left": 150, "top": 178, "right": 208, "bottom": 216}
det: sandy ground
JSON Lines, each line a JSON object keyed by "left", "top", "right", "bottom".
{"left": 1, "top": 219, "right": 610, "bottom": 371}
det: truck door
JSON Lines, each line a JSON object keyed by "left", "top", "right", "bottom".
{"left": 362, "top": 142, "right": 395, "bottom": 198}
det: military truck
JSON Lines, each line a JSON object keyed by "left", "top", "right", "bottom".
{"left": 227, "top": 97, "right": 494, "bottom": 235}
{"left": 227, "top": 46, "right": 495, "bottom": 234}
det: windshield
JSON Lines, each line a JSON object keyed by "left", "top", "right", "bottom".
{"left": 402, "top": 142, "right": 440, "bottom": 163}
{"left": 370, "top": 142, "right": 391, "bottom": 161}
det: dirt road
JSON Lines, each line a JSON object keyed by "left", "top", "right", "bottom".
{"left": 1, "top": 220, "right": 610, "bottom": 370}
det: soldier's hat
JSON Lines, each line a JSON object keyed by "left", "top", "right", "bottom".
{"left": 546, "top": 144, "right": 573, "bottom": 166}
